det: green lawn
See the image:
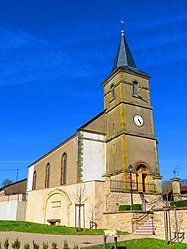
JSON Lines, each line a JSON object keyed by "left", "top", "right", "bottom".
{"left": 0, "top": 221, "right": 127, "bottom": 235}
{"left": 0, "top": 221, "right": 186, "bottom": 248}
{"left": 84, "top": 238, "right": 187, "bottom": 249}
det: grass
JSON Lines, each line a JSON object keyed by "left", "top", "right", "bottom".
{"left": 0, "top": 220, "right": 127, "bottom": 235}
{"left": 0, "top": 221, "right": 186, "bottom": 248}
{"left": 83, "top": 238, "right": 187, "bottom": 249}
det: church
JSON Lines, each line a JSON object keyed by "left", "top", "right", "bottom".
{"left": 25, "top": 27, "right": 163, "bottom": 230}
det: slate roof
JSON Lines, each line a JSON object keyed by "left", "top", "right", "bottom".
{"left": 112, "top": 30, "right": 137, "bottom": 72}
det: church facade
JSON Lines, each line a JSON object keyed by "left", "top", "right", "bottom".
{"left": 26, "top": 28, "right": 162, "bottom": 228}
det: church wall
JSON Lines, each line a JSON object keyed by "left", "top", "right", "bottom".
{"left": 104, "top": 73, "right": 121, "bottom": 111}
{"left": 106, "top": 136, "right": 123, "bottom": 174}
{"left": 26, "top": 180, "right": 105, "bottom": 228}
{"left": 80, "top": 112, "right": 106, "bottom": 134}
{"left": 125, "top": 105, "right": 153, "bottom": 136}
{"left": 106, "top": 105, "right": 123, "bottom": 138}
{"left": 27, "top": 165, "right": 34, "bottom": 191}
{"left": 103, "top": 70, "right": 150, "bottom": 111}
{"left": 30, "top": 136, "right": 77, "bottom": 190}
{"left": 81, "top": 132, "right": 106, "bottom": 181}
{"left": 123, "top": 73, "right": 150, "bottom": 104}
{"left": 125, "top": 135, "right": 157, "bottom": 173}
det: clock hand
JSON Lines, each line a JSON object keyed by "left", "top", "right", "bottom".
{"left": 138, "top": 119, "right": 141, "bottom": 124}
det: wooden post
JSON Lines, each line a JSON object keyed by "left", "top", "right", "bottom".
{"left": 103, "top": 235, "right": 106, "bottom": 249}
{"left": 75, "top": 204, "right": 77, "bottom": 229}
{"left": 114, "top": 237, "right": 117, "bottom": 249}
{"left": 168, "top": 209, "right": 172, "bottom": 243}
{"left": 164, "top": 209, "right": 168, "bottom": 245}
{"left": 174, "top": 208, "right": 179, "bottom": 243}
{"left": 83, "top": 204, "right": 85, "bottom": 231}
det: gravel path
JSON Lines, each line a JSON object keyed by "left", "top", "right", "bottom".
{"left": 0, "top": 232, "right": 158, "bottom": 249}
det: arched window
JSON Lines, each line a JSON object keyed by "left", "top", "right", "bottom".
{"left": 45, "top": 163, "right": 50, "bottom": 188}
{"left": 32, "top": 171, "right": 37, "bottom": 190}
{"left": 61, "top": 153, "right": 67, "bottom": 185}
{"left": 111, "top": 84, "right": 115, "bottom": 99}
{"left": 133, "top": 81, "right": 139, "bottom": 96}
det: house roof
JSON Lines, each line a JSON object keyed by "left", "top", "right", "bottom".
{"left": 181, "top": 184, "right": 187, "bottom": 192}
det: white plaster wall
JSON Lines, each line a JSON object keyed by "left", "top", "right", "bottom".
{"left": 27, "top": 165, "right": 34, "bottom": 192}
{"left": 0, "top": 200, "right": 18, "bottom": 220}
{"left": 26, "top": 181, "right": 104, "bottom": 228}
{"left": 81, "top": 132, "right": 106, "bottom": 181}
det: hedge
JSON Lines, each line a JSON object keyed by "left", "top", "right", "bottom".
{"left": 119, "top": 204, "right": 142, "bottom": 211}
{"left": 130, "top": 204, "right": 142, "bottom": 210}
{"left": 119, "top": 205, "right": 130, "bottom": 211}
{"left": 170, "top": 200, "right": 187, "bottom": 207}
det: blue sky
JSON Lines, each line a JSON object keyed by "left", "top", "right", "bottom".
{"left": 0, "top": 0, "right": 187, "bottom": 184}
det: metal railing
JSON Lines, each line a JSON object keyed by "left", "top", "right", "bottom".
{"left": 110, "top": 180, "right": 156, "bottom": 193}
{"left": 131, "top": 211, "right": 154, "bottom": 233}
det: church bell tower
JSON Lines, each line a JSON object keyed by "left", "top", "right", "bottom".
{"left": 102, "top": 28, "right": 162, "bottom": 193}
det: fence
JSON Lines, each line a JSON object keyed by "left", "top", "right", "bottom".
{"left": 110, "top": 180, "right": 156, "bottom": 193}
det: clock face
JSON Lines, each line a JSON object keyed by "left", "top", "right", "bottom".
{"left": 134, "top": 115, "right": 144, "bottom": 126}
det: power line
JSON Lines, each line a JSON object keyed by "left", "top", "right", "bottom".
{"left": 0, "top": 161, "right": 32, "bottom": 163}
{"left": 0, "top": 169, "right": 20, "bottom": 172}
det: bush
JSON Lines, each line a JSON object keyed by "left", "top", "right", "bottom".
{"left": 130, "top": 204, "right": 142, "bottom": 210}
{"left": 33, "top": 241, "right": 39, "bottom": 249}
{"left": 4, "top": 239, "right": 9, "bottom": 249}
{"left": 24, "top": 244, "right": 30, "bottom": 249}
{"left": 52, "top": 242, "right": 58, "bottom": 249}
{"left": 12, "top": 239, "right": 21, "bottom": 249}
{"left": 170, "top": 201, "right": 174, "bottom": 206}
{"left": 73, "top": 244, "right": 79, "bottom": 249}
{"left": 119, "top": 205, "right": 130, "bottom": 211}
{"left": 171, "top": 200, "right": 187, "bottom": 207}
{"left": 42, "top": 243, "right": 48, "bottom": 249}
{"left": 63, "top": 240, "right": 69, "bottom": 249}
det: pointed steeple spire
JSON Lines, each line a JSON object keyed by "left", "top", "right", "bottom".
{"left": 112, "top": 24, "right": 137, "bottom": 72}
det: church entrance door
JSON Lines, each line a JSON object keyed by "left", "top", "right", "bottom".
{"left": 136, "top": 164, "right": 148, "bottom": 193}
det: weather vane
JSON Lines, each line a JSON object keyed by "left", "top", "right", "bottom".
{"left": 120, "top": 19, "right": 125, "bottom": 35}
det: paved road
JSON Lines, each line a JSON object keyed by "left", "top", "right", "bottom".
{"left": 0, "top": 232, "right": 158, "bottom": 248}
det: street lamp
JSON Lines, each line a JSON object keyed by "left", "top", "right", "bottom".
{"left": 129, "top": 164, "right": 133, "bottom": 206}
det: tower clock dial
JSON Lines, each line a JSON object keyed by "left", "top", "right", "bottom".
{"left": 134, "top": 115, "right": 144, "bottom": 126}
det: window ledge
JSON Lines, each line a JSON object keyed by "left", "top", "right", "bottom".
{"left": 132, "top": 94, "right": 140, "bottom": 98}
{"left": 109, "top": 97, "right": 116, "bottom": 103}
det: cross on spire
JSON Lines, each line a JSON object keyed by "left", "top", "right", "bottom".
{"left": 121, "top": 19, "right": 125, "bottom": 35}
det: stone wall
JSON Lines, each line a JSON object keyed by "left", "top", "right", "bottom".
{"left": 105, "top": 189, "right": 162, "bottom": 212}
{"left": 102, "top": 211, "right": 147, "bottom": 233}
{"left": 154, "top": 208, "right": 187, "bottom": 243}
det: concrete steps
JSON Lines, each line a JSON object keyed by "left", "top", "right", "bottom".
{"left": 133, "top": 218, "right": 155, "bottom": 235}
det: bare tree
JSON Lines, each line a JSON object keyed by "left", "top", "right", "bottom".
{"left": 162, "top": 181, "right": 172, "bottom": 202}
{"left": 72, "top": 184, "right": 87, "bottom": 229}
{"left": 1, "top": 178, "right": 13, "bottom": 187}
{"left": 87, "top": 205, "right": 101, "bottom": 229}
